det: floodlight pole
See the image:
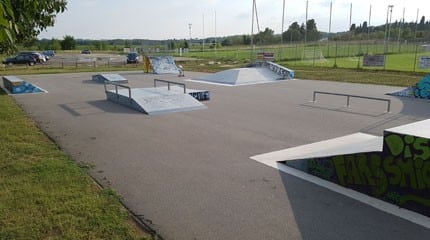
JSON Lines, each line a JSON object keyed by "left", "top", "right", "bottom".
{"left": 188, "top": 23, "right": 192, "bottom": 41}
{"left": 202, "top": 14, "right": 205, "bottom": 52}
{"left": 328, "top": 1, "right": 332, "bottom": 56}
{"left": 304, "top": 0, "right": 308, "bottom": 45}
{"left": 349, "top": 3, "right": 352, "bottom": 30}
{"left": 280, "top": 0, "right": 285, "bottom": 61}
{"left": 251, "top": 0, "right": 255, "bottom": 49}
{"left": 387, "top": 5, "right": 394, "bottom": 47}
{"left": 397, "top": 7, "right": 405, "bottom": 51}
{"left": 367, "top": 4, "right": 371, "bottom": 54}
{"left": 384, "top": 5, "right": 393, "bottom": 53}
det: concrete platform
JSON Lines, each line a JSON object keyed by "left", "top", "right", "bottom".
{"left": 106, "top": 86, "right": 206, "bottom": 115}
{"left": 92, "top": 73, "right": 128, "bottom": 83}
{"left": 191, "top": 67, "right": 289, "bottom": 86}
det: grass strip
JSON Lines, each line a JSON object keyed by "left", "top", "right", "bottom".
{"left": 0, "top": 90, "right": 148, "bottom": 239}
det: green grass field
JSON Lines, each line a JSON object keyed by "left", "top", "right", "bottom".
{"left": 0, "top": 89, "right": 149, "bottom": 239}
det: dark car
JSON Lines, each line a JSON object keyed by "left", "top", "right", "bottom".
{"left": 42, "top": 50, "right": 55, "bottom": 58}
{"left": 126, "top": 52, "right": 139, "bottom": 64}
{"left": 81, "top": 49, "right": 91, "bottom": 54}
{"left": 3, "top": 54, "right": 37, "bottom": 66}
{"left": 19, "top": 52, "right": 46, "bottom": 63}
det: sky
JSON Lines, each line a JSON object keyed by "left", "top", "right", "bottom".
{"left": 38, "top": 0, "right": 429, "bottom": 40}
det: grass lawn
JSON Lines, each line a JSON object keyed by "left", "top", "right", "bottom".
{"left": 0, "top": 89, "right": 150, "bottom": 239}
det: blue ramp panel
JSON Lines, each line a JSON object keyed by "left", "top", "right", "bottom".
{"left": 2, "top": 76, "right": 45, "bottom": 94}
{"left": 105, "top": 85, "right": 207, "bottom": 115}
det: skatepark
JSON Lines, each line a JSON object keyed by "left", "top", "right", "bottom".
{"left": 3, "top": 64, "right": 430, "bottom": 239}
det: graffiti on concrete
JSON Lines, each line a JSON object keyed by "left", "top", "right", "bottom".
{"left": 287, "top": 132, "right": 430, "bottom": 217}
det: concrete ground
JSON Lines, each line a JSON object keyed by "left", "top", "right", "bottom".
{"left": 7, "top": 71, "right": 430, "bottom": 239}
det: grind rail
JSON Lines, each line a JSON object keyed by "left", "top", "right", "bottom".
{"left": 312, "top": 91, "right": 391, "bottom": 113}
{"left": 154, "top": 79, "right": 186, "bottom": 93}
{"left": 104, "top": 81, "right": 132, "bottom": 103}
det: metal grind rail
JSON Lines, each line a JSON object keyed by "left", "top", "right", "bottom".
{"left": 104, "top": 82, "right": 132, "bottom": 103}
{"left": 312, "top": 91, "right": 391, "bottom": 113}
{"left": 154, "top": 79, "right": 186, "bottom": 93}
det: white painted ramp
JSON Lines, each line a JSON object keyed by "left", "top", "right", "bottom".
{"left": 107, "top": 87, "right": 206, "bottom": 115}
{"left": 251, "top": 133, "right": 383, "bottom": 164}
{"left": 192, "top": 67, "right": 286, "bottom": 86}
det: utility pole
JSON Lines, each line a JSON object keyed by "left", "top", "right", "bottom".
{"left": 305, "top": 0, "right": 308, "bottom": 45}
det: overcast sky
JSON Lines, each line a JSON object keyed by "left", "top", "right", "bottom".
{"left": 38, "top": 0, "right": 428, "bottom": 40}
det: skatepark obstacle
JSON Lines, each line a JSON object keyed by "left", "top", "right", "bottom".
{"left": 192, "top": 61, "right": 294, "bottom": 86}
{"left": 104, "top": 80, "right": 208, "bottom": 115}
{"left": 252, "top": 119, "right": 430, "bottom": 218}
{"left": 2, "top": 76, "right": 45, "bottom": 94}
{"left": 143, "top": 56, "right": 181, "bottom": 75}
{"left": 92, "top": 74, "right": 128, "bottom": 84}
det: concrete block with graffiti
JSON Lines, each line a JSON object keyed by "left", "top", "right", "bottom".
{"left": 284, "top": 120, "right": 430, "bottom": 217}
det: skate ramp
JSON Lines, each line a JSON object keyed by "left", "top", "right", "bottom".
{"left": 92, "top": 74, "right": 128, "bottom": 84}
{"left": 251, "top": 119, "right": 430, "bottom": 218}
{"left": 192, "top": 67, "right": 287, "bottom": 86}
{"left": 144, "top": 56, "right": 180, "bottom": 74}
{"left": 105, "top": 85, "right": 206, "bottom": 115}
{"left": 251, "top": 133, "right": 383, "bottom": 164}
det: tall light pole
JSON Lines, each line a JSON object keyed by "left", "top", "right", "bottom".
{"left": 397, "top": 7, "right": 405, "bottom": 49}
{"left": 387, "top": 6, "right": 394, "bottom": 45}
{"left": 304, "top": 0, "right": 308, "bottom": 45}
{"left": 188, "top": 23, "right": 192, "bottom": 40}
{"left": 384, "top": 5, "right": 393, "bottom": 53}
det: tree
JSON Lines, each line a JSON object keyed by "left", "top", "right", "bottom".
{"left": 305, "top": 19, "right": 321, "bottom": 41}
{"left": 61, "top": 35, "right": 75, "bottom": 50}
{"left": 0, "top": 0, "right": 67, "bottom": 53}
{"left": 283, "top": 22, "right": 303, "bottom": 42}
{"left": 51, "top": 38, "right": 61, "bottom": 50}
{"left": 254, "top": 27, "right": 275, "bottom": 44}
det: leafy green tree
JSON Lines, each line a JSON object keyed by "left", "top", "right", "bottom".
{"left": 61, "top": 35, "right": 75, "bottom": 50}
{"left": 0, "top": 0, "right": 67, "bottom": 53}
{"left": 254, "top": 27, "right": 275, "bottom": 44}
{"left": 51, "top": 38, "right": 61, "bottom": 50}
{"left": 283, "top": 22, "right": 303, "bottom": 42}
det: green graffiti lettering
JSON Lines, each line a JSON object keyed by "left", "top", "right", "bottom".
{"left": 369, "top": 154, "right": 388, "bottom": 196}
{"left": 346, "top": 155, "right": 363, "bottom": 185}
{"left": 414, "top": 158, "right": 426, "bottom": 189}
{"left": 383, "top": 156, "right": 401, "bottom": 185}
{"left": 422, "top": 161, "right": 430, "bottom": 187}
{"left": 385, "top": 134, "right": 404, "bottom": 156}
{"left": 404, "top": 145, "right": 412, "bottom": 159}
{"left": 356, "top": 154, "right": 375, "bottom": 186}
{"left": 332, "top": 155, "right": 347, "bottom": 186}
{"left": 404, "top": 135, "right": 415, "bottom": 144}
{"left": 396, "top": 158, "right": 417, "bottom": 189}
{"left": 413, "top": 137, "right": 430, "bottom": 160}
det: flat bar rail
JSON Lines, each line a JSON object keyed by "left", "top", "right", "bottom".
{"left": 154, "top": 79, "right": 186, "bottom": 93}
{"left": 312, "top": 91, "right": 391, "bottom": 112}
{"left": 104, "top": 81, "right": 132, "bottom": 103}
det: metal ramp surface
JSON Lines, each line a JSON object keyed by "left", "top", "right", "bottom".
{"left": 105, "top": 85, "right": 206, "bottom": 115}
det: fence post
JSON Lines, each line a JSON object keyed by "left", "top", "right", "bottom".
{"left": 313, "top": 45, "right": 316, "bottom": 67}
{"left": 334, "top": 43, "right": 338, "bottom": 67}
{"left": 413, "top": 43, "right": 419, "bottom": 72}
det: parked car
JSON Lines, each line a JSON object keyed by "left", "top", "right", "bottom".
{"left": 126, "top": 52, "right": 139, "bottom": 64}
{"left": 81, "top": 49, "right": 91, "bottom": 54}
{"left": 19, "top": 52, "right": 46, "bottom": 63}
{"left": 42, "top": 50, "right": 55, "bottom": 58}
{"left": 2, "top": 54, "right": 37, "bottom": 66}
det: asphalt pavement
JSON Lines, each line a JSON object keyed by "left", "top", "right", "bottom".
{"left": 7, "top": 71, "right": 430, "bottom": 239}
